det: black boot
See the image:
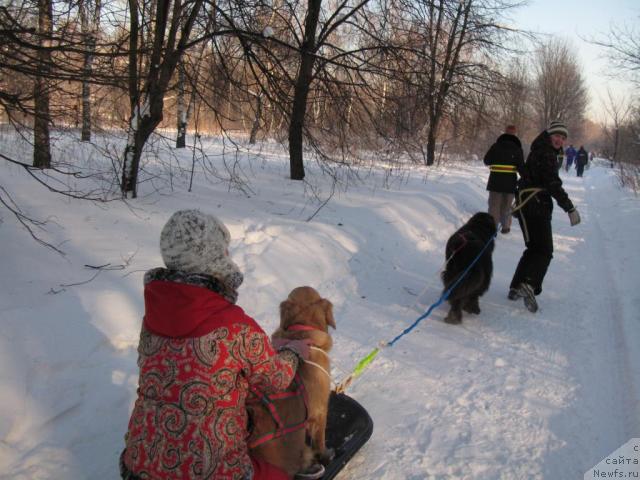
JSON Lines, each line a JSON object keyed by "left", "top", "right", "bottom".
{"left": 516, "top": 283, "right": 538, "bottom": 313}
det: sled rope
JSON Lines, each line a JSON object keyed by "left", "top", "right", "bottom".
{"left": 511, "top": 188, "right": 543, "bottom": 214}
{"left": 303, "top": 347, "right": 333, "bottom": 383}
{"left": 335, "top": 218, "right": 504, "bottom": 394}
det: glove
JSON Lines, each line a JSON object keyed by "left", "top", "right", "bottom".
{"left": 568, "top": 208, "right": 581, "bottom": 226}
{"left": 272, "top": 338, "right": 311, "bottom": 361}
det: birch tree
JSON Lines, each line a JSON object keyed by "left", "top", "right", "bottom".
{"left": 33, "top": 0, "right": 53, "bottom": 168}
{"left": 121, "top": 0, "right": 205, "bottom": 198}
{"left": 79, "top": 0, "right": 102, "bottom": 141}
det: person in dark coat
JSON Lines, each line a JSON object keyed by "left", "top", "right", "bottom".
{"left": 508, "top": 121, "right": 581, "bottom": 313}
{"left": 483, "top": 125, "right": 525, "bottom": 234}
{"left": 565, "top": 145, "right": 577, "bottom": 171}
{"left": 576, "top": 145, "right": 588, "bottom": 177}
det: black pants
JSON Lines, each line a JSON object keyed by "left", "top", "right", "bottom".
{"left": 577, "top": 164, "right": 585, "bottom": 177}
{"left": 510, "top": 212, "right": 553, "bottom": 295}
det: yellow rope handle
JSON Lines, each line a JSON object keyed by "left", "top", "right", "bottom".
{"left": 334, "top": 345, "right": 384, "bottom": 394}
{"left": 511, "top": 188, "right": 543, "bottom": 215}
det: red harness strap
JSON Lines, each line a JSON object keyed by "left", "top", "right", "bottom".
{"left": 453, "top": 232, "right": 468, "bottom": 253}
{"left": 248, "top": 373, "right": 308, "bottom": 449}
{"left": 445, "top": 232, "right": 468, "bottom": 265}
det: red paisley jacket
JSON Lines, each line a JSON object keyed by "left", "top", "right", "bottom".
{"left": 124, "top": 279, "right": 298, "bottom": 479}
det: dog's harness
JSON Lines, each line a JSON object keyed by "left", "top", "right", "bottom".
{"left": 285, "top": 324, "right": 333, "bottom": 381}
{"left": 444, "top": 232, "right": 468, "bottom": 266}
{"left": 247, "top": 372, "right": 309, "bottom": 449}
{"left": 248, "top": 323, "right": 333, "bottom": 449}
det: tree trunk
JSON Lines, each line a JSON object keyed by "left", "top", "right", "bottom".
{"left": 249, "top": 93, "right": 263, "bottom": 144}
{"left": 80, "top": 0, "right": 101, "bottom": 142}
{"left": 288, "top": 0, "right": 322, "bottom": 181}
{"left": 121, "top": 96, "right": 163, "bottom": 198}
{"left": 426, "top": 120, "right": 437, "bottom": 166}
{"left": 33, "top": 0, "right": 52, "bottom": 168}
{"left": 176, "top": 60, "right": 187, "bottom": 148}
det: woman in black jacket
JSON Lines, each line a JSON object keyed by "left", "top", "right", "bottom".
{"left": 509, "top": 121, "right": 581, "bottom": 312}
{"left": 483, "top": 125, "right": 525, "bottom": 234}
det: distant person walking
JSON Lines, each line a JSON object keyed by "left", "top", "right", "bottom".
{"left": 508, "top": 121, "right": 581, "bottom": 313}
{"left": 565, "top": 144, "right": 577, "bottom": 171}
{"left": 483, "top": 125, "right": 525, "bottom": 234}
{"left": 576, "top": 146, "right": 588, "bottom": 177}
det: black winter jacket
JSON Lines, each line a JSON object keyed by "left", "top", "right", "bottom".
{"left": 517, "top": 131, "right": 574, "bottom": 217}
{"left": 576, "top": 148, "right": 588, "bottom": 166}
{"left": 483, "top": 133, "right": 525, "bottom": 193}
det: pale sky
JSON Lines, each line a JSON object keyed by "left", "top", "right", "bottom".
{"left": 508, "top": 0, "right": 639, "bottom": 122}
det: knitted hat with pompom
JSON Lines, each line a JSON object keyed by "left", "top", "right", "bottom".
{"left": 159, "top": 209, "right": 243, "bottom": 288}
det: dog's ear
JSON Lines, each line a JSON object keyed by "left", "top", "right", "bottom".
{"left": 280, "top": 299, "right": 295, "bottom": 324}
{"left": 323, "top": 299, "right": 336, "bottom": 329}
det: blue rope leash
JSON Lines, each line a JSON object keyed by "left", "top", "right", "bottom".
{"left": 387, "top": 226, "right": 499, "bottom": 347}
{"left": 335, "top": 222, "right": 501, "bottom": 393}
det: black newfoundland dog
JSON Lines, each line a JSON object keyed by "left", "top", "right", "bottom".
{"left": 441, "top": 212, "right": 497, "bottom": 324}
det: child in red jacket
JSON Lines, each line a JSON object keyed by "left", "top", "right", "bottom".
{"left": 121, "top": 210, "right": 309, "bottom": 480}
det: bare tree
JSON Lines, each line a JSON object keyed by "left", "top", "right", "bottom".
{"left": 602, "top": 89, "right": 632, "bottom": 164}
{"left": 287, "top": 0, "right": 322, "bottom": 180}
{"left": 496, "top": 58, "right": 532, "bottom": 132}
{"left": 120, "top": 0, "right": 206, "bottom": 198}
{"left": 591, "top": 18, "right": 640, "bottom": 87}
{"left": 220, "top": 0, "right": 392, "bottom": 179}
{"left": 380, "top": 0, "right": 523, "bottom": 165}
{"left": 531, "top": 37, "right": 588, "bottom": 134}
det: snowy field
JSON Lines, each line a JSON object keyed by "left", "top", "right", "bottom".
{"left": 1, "top": 134, "right": 638, "bottom": 479}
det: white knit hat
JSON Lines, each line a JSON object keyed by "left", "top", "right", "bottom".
{"left": 160, "top": 210, "right": 242, "bottom": 284}
{"left": 547, "top": 120, "right": 568, "bottom": 138}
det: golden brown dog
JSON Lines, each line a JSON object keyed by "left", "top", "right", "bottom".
{"left": 276, "top": 286, "right": 336, "bottom": 464}
{"left": 248, "top": 286, "right": 336, "bottom": 477}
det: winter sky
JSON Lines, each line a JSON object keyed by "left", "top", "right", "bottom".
{"left": 509, "top": 0, "right": 638, "bottom": 121}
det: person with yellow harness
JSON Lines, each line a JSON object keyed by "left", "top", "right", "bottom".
{"left": 508, "top": 121, "right": 581, "bottom": 312}
{"left": 483, "top": 125, "right": 525, "bottom": 234}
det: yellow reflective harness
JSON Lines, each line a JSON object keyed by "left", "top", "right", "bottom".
{"left": 489, "top": 164, "right": 517, "bottom": 173}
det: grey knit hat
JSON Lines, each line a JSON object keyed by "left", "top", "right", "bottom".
{"left": 547, "top": 120, "right": 568, "bottom": 138}
{"left": 160, "top": 209, "right": 243, "bottom": 286}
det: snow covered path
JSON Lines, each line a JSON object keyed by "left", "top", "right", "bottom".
{"left": 0, "top": 145, "right": 638, "bottom": 479}
{"left": 338, "top": 165, "right": 640, "bottom": 479}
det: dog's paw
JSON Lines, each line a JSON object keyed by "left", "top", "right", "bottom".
{"left": 463, "top": 305, "right": 481, "bottom": 314}
{"left": 317, "top": 448, "right": 335, "bottom": 465}
{"left": 444, "top": 313, "right": 462, "bottom": 324}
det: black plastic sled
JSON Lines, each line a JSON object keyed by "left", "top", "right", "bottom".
{"left": 321, "top": 392, "right": 373, "bottom": 480}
